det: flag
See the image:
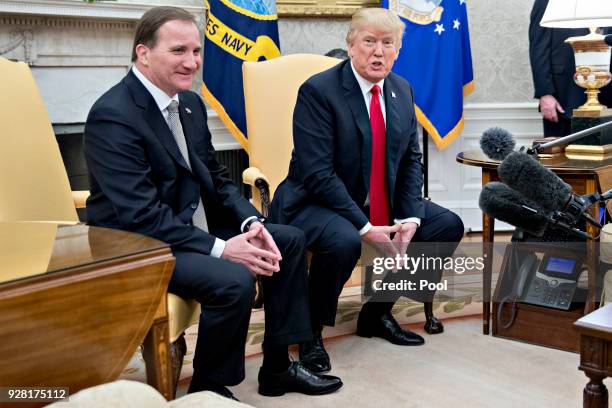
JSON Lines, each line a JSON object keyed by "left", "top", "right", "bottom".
{"left": 202, "top": 0, "right": 281, "bottom": 151}
{"left": 383, "top": 0, "right": 475, "bottom": 149}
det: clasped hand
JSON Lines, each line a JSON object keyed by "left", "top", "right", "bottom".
{"left": 221, "top": 222, "right": 282, "bottom": 277}
{"left": 362, "top": 222, "right": 418, "bottom": 272}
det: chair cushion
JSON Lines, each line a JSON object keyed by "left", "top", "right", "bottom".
{"left": 46, "top": 380, "right": 167, "bottom": 408}
{"left": 46, "top": 380, "right": 254, "bottom": 407}
{"left": 167, "top": 293, "right": 200, "bottom": 343}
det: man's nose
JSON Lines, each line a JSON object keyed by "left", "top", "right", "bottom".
{"left": 184, "top": 53, "right": 201, "bottom": 69}
{"left": 373, "top": 41, "right": 384, "bottom": 56}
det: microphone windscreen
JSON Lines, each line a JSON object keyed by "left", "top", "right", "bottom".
{"left": 480, "top": 127, "right": 516, "bottom": 160}
{"left": 498, "top": 151, "right": 572, "bottom": 212}
{"left": 478, "top": 182, "right": 549, "bottom": 236}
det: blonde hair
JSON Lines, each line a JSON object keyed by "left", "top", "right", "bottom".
{"left": 346, "top": 8, "right": 406, "bottom": 50}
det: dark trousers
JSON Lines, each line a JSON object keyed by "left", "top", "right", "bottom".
{"left": 282, "top": 201, "right": 464, "bottom": 329}
{"left": 167, "top": 223, "right": 312, "bottom": 387}
{"left": 543, "top": 116, "right": 572, "bottom": 137}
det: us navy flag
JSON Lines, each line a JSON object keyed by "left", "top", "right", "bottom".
{"left": 384, "top": 0, "right": 474, "bottom": 149}
{"left": 202, "top": 0, "right": 281, "bottom": 150}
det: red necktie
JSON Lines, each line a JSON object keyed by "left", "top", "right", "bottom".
{"left": 369, "top": 85, "right": 390, "bottom": 226}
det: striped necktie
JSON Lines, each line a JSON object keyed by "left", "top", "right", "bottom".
{"left": 167, "top": 100, "right": 209, "bottom": 232}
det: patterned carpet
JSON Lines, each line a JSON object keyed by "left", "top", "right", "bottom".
{"left": 119, "top": 283, "right": 483, "bottom": 383}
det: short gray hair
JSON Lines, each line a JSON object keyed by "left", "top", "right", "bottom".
{"left": 346, "top": 8, "right": 406, "bottom": 50}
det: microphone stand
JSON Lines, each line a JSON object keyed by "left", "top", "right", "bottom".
{"left": 527, "top": 120, "right": 612, "bottom": 156}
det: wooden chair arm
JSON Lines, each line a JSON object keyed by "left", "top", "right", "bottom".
{"left": 242, "top": 167, "right": 271, "bottom": 217}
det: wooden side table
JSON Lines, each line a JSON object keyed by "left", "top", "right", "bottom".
{"left": 575, "top": 304, "right": 612, "bottom": 408}
{"left": 457, "top": 150, "right": 612, "bottom": 335}
{"left": 0, "top": 222, "right": 175, "bottom": 406}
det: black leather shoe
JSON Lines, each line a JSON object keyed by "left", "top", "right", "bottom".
{"left": 424, "top": 316, "right": 444, "bottom": 334}
{"left": 299, "top": 331, "right": 331, "bottom": 373}
{"left": 258, "top": 361, "right": 343, "bottom": 396}
{"left": 356, "top": 311, "right": 425, "bottom": 346}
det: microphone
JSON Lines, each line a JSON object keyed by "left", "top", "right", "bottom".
{"left": 498, "top": 152, "right": 572, "bottom": 213}
{"left": 481, "top": 122, "right": 612, "bottom": 159}
{"left": 480, "top": 127, "right": 516, "bottom": 160}
{"left": 605, "top": 34, "right": 612, "bottom": 47}
{"left": 498, "top": 152, "right": 601, "bottom": 228}
{"left": 479, "top": 182, "right": 593, "bottom": 240}
{"left": 479, "top": 182, "right": 549, "bottom": 237}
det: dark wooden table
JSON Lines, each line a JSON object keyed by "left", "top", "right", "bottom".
{"left": 0, "top": 222, "right": 175, "bottom": 406}
{"left": 457, "top": 150, "right": 612, "bottom": 335}
{"left": 575, "top": 304, "right": 612, "bottom": 408}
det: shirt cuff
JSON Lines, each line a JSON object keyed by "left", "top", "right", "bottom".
{"left": 210, "top": 238, "right": 226, "bottom": 258}
{"left": 359, "top": 222, "right": 373, "bottom": 236}
{"left": 395, "top": 217, "right": 421, "bottom": 227}
{"left": 240, "top": 216, "right": 259, "bottom": 233}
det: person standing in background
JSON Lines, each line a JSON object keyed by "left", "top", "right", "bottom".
{"left": 529, "top": 0, "right": 612, "bottom": 137}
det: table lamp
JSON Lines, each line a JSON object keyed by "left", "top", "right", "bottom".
{"left": 541, "top": 0, "right": 612, "bottom": 118}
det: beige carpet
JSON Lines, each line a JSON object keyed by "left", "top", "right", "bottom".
{"left": 222, "top": 317, "right": 610, "bottom": 408}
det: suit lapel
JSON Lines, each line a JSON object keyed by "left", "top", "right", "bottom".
{"left": 383, "top": 78, "right": 401, "bottom": 206}
{"left": 342, "top": 62, "right": 372, "bottom": 195}
{"left": 125, "top": 72, "right": 191, "bottom": 172}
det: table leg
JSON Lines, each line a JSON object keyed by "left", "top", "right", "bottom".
{"left": 142, "top": 305, "right": 174, "bottom": 399}
{"left": 482, "top": 170, "right": 495, "bottom": 335}
{"left": 583, "top": 370, "right": 608, "bottom": 408}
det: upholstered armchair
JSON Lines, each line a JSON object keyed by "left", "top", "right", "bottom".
{"left": 0, "top": 57, "right": 197, "bottom": 398}
{"left": 242, "top": 54, "right": 341, "bottom": 217}
{"left": 241, "top": 54, "right": 342, "bottom": 307}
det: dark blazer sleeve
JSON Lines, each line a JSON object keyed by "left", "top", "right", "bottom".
{"left": 84, "top": 103, "right": 218, "bottom": 255}
{"left": 393, "top": 84, "right": 425, "bottom": 220}
{"left": 529, "top": 0, "right": 556, "bottom": 99}
{"left": 191, "top": 95, "right": 260, "bottom": 223}
{"left": 292, "top": 81, "right": 370, "bottom": 230}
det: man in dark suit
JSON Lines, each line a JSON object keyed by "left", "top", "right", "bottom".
{"left": 84, "top": 6, "right": 341, "bottom": 399}
{"left": 529, "top": 0, "right": 612, "bottom": 137}
{"left": 270, "top": 8, "right": 464, "bottom": 374}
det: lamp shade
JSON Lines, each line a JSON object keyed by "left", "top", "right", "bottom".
{"left": 541, "top": 0, "right": 612, "bottom": 28}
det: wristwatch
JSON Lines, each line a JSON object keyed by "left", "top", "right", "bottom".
{"left": 244, "top": 216, "right": 266, "bottom": 232}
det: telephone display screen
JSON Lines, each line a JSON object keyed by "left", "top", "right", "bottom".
{"left": 544, "top": 257, "right": 576, "bottom": 275}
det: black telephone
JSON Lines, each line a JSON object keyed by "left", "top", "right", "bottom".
{"left": 498, "top": 249, "right": 583, "bottom": 329}
{"left": 521, "top": 254, "right": 582, "bottom": 309}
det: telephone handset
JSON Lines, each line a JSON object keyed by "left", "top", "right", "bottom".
{"left": 498, "top": 251, "right": 538, "bottom": 329}
{"left": 498, "top": 249, "right": 583, "bottom": 328}
{"left": 514, "top": 253, "right": 538, "bottom": 300}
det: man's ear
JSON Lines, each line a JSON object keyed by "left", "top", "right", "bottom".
{"left": 135, "top": 44, "right": 149, "bottom": 66}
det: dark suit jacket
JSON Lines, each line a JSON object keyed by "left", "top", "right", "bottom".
{"left": 529, "top": 0, "right": 612, "bottom": 116}
{"left": 84, "top": 71, "right": 260, "bottom": 255}
{"left": 271, "top": 59, "right": 424, "bottom": 230}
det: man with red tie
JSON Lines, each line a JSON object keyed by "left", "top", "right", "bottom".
{"left": 270, "top": 8, "right": 464, "bottom": 374}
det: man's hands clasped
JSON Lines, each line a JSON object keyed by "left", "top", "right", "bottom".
{"left": 362, "top": 222, "right": 418, "bottom": 272}
{"left": 221, "top": 222, "right": 282, "bottom": 277}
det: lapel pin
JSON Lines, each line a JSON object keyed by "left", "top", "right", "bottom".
{"left": 185, "top": 107, "right": 192, "bottom": 114}
{"left": 391, "top": 91, "right": 396, "bottom": 99}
